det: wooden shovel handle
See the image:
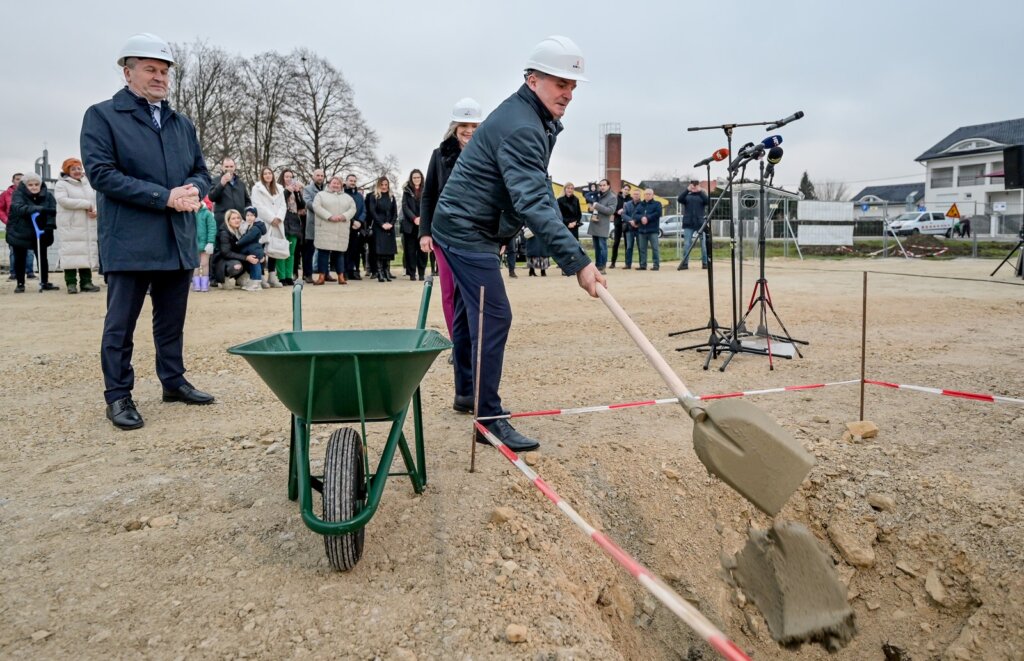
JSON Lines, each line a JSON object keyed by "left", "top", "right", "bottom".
{"left": 596, "top": 284, "right": 694, "bottom": 401}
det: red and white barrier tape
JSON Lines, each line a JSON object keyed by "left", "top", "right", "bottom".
{"left": 865, "top": 379, "right": 1024, "bottom": 406}
{"left": 476, "top": 380, "right": 861, "bottom": 421}
{"left": 474, "top": 420, "right": 750, "bottom": 661}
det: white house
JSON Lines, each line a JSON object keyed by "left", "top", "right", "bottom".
{"left": 849, "top": 183, "right": 924, "bottom": 221}
{"left": 915, "top": 118, "right": 1024, "bottom": 236}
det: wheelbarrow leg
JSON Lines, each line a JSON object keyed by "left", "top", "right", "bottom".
{"left": 412, "top": 387, "right": 427, "bottom": 487}
{"left": 288, "top": 415, "right": 305, "bottom": 502}
{"left": 396, "top": 430, "right": 425, "bottom": 494}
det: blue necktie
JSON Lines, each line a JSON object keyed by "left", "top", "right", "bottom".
{"left": 149, "top": 105, "right": 161, "bottom": 130}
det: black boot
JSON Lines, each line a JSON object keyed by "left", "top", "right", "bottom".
{"left": 529, "top": 267, "right": 536, "bottom": 277}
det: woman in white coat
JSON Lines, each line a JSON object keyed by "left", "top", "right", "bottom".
{"left": 250, "top": 166, "right": 287, "bottom": 287}
{"left": 54, "top": 157, "right": 100, "bottom": 293}
{"left": 312, "top": 175, "right": 356, "bottom": 285}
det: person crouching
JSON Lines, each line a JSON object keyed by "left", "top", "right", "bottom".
{"left": 222, "top": 207, "right": 266, "bottom": 291}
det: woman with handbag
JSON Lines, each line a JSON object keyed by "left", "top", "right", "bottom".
{"left": 366, "top": 176, "right": 398, "bottom": 282}
{"left": 278, "top": 169, "right": 305, "bottom": 286}
{"left": 251, "top": 166, "right": 287, "bottom": 288}
{"left": 401, "top": 169, "right": 427, "bottom": 281}
{"left": 311, "top": 175, "right": 356, "bottom": 285}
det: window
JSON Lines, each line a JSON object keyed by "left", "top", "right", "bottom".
{"left": 931, "top": 213, "right": 945, "bottom": 221}
{"left": 991, "top": 161, "right": 1004, "bottom": 183}
{"left": 957, "top": 164, "right": 985, "bottom": 186}
{"left": 931, "top": 167, "right": 953, "bottom": 188}
{"left": 946, "top": 138, "right": 999, "bottom": 153}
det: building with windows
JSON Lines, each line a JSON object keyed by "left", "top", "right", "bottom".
{"left": 915, "top": 118, "right": 1024, "bottom": 235}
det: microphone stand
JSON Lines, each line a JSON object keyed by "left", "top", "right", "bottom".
{"left": 669, "top": 160, "right": 729, "bottom": 368}
{"left": 682, "top": 116, "right": 805, "bottom": 371}
{"left": 724, "top": 159, "right": 808, "bottom": 370}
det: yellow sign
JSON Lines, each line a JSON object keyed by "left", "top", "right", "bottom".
{"left": 946, "top": 203, "right": 960, "bottom": 219}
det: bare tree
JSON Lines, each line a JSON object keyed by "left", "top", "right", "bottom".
{"left": 169, "top": 40, "right": 245, "bottom": 171}
{"left": 815, "top": 180, "right": 850, "bottom": 202}
{"left": 240, "top": 51, "right": 298, "bottom": 182}
{"left": 283, "top": 50, "right": 386, "bottom": 183}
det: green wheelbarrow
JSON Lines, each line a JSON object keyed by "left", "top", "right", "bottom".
{"left": 228, "top": 279, "right": 451, "bottom": 571}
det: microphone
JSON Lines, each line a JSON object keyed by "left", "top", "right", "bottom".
{"left": 727, "top": 142, "right": 756, "bottom": 171}
{"left": 693, "top": 148, "right": 729, "bottom": 168}
{"left": 766, "top": 111, "right": 804, "bottom": 131}
{"left": 762, "top": 135, "right": 783, "bottom": 148}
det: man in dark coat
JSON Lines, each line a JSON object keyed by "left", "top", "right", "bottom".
{"left": 207, "top": 157, "right": 249, "bottom": 229}
{"left": 557, "top": 182, "right": 582, "bottom": 239}
{"left": 676, "top": 179, "right": 709, "bottom": 270}
{"left": 430, "top": 35, "right": 604, "bottom": 451}
{"left": 80, "top": 32, "right": 214, "bottom": 431}
{"left": 634, "top": 188, "right": 663, "bottom": 270}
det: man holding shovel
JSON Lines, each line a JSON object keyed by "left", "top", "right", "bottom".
{"left": 428, "top": 35, "right": 605, "bottom": 452}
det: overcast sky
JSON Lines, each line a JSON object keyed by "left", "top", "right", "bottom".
{"left": 3, "top": 0, "right": 1022, "bottom": 196}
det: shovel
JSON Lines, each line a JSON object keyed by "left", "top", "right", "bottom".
{"left": 596, "top": 284, "right": 813, "bottom": 516}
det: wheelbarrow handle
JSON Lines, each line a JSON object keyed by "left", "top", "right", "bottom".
{"left": 595, "top": 284, "right": 696, "bottom": 406}
{"left": 292, "top": 281, "right": 304, "bottom": 331}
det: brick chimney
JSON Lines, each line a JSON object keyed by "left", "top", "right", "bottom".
{"left": 605, "top": 133, "right": 622, "bottom": 190}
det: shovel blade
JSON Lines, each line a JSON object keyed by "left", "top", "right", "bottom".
{"left": 691, "top": 399, "right": 813, "bottom": 516}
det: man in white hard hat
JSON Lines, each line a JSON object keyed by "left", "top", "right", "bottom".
{"left": 81, "top": 32, "right": 214, "bottom": 431}
{"left": 429, "top": 36, "right": 605, "bottom": 452}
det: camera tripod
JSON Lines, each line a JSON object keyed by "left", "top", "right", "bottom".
{"left": 990, "top": 229, "right": 1024, "bottom": 278}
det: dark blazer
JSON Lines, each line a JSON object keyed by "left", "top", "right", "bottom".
{"left": 419, "top": 136, "right": 460, "bottom": 241}
{"left": 208, "top": 175, "right": 250, "bottom": 227}
{"left": 80, "top": 87, "right": 211, "bottom": 272}
{"left": 557, "top": 193, "right": 582, "bottom": 239}
{"left": 366, "top": 192, "right": 398, "bottom": 256}
{"left": 401, "top": 185, "right": 422, "bottom": 235}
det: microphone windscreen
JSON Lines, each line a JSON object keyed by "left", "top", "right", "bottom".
{"left": 761, "top": 135, "right": 783, "bottom": 148}
{"left": 767, "top": 146, "right": 783, "bottom": 164}
{"left": 712, "top": 148, "right": 729, "bottom": 161}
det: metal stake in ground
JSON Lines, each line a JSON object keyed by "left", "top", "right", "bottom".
{"left": 596, "top": 284, "right": 814, "bottom": 516}
{"left": 860, "top": 271, "right": 867, "bottom": 421}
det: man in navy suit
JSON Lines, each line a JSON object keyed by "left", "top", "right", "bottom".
{"left": 81, "top": 33, "right": 214, "bottom": 431}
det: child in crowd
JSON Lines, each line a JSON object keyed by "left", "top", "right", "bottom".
{"left": 193, "top": 201, "right": 216, "bottom": 291}
{"left": 234, "top": 206, "right": 267, "bottom": 291}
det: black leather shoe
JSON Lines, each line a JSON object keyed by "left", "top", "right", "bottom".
{"left": 453, "top": 394, "right": 474, "bottom": 414}
{"left": 106, "top": 396, "right": 144, "bottom": 430}
{"left": 162, "top": 384, "right": 215, "bottom": 405}
{"left": 475, "top": 418, "right": 540, "bottom": 452}
{"left": 349, "top": 272, "right": 362, "bottom": 281}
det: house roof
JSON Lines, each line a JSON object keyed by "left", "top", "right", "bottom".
{"left": 850, "top": 183, "right": 924, "bottom": 204}
{"left": 915, "top": 117, "right": 1024, "bottom": 162}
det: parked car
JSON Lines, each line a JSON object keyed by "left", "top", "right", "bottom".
{"left": 886, "top": 211, "right": 955, "bottom": 237}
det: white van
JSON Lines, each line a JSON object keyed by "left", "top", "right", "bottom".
{"left": 886, "top": 211, "right": 955, "bottom": 237}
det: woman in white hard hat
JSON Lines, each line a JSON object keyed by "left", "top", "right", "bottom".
{"left": 417, "top": 98, "right": 481, "bottom": 397}
{"left": 418, "top": 98, "right": 483, "bottom": 408}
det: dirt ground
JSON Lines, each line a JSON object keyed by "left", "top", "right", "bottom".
{"left": 1, "top": 257, "right": 1022, "bottom": 660}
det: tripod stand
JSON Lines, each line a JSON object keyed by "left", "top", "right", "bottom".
{"left": 990, "top": 229, "right": 1024, "bottom": 277}
{"left": 669, "top": 161, "right": 730, "bottom": 368}
{"left": 724, "top": 160, "right": 808, "bottom": 370}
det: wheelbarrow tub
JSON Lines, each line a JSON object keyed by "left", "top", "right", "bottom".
{"left": 228, "top": 328, "right": 451, "bottom": 422}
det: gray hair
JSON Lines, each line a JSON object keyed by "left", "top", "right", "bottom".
{"left": 21, "top": 172, "right": 42, "bottom": 185}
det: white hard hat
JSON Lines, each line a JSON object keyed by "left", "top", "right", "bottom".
{"left": 524, "top": 35, "right": 587, "bottom": 82}
{"left": 117, "top": 33, "right": 175, "bottom": 67}
{"left": 450, "top": 97, "right": 483, "bottom": 123}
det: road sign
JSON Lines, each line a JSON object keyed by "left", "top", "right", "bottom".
{"left": 917, "top": 205, "right": 926, "bottom": 212}
{"left": 860, "top": 203, "right": 870, "bottom": 212}
{"left": 994, "top": 201, "right": 1008, "bottom": 212}
{"left": 946, "top": 203, "right": 960, "bottom": 219}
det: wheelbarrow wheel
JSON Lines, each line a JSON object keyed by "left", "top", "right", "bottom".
{"left": 323, "top": 427, "right": 366, "bottom": 571}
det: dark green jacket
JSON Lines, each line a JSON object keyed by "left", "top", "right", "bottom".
{"left": 431, "top": 85, "right": 590, "bottom": 275}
